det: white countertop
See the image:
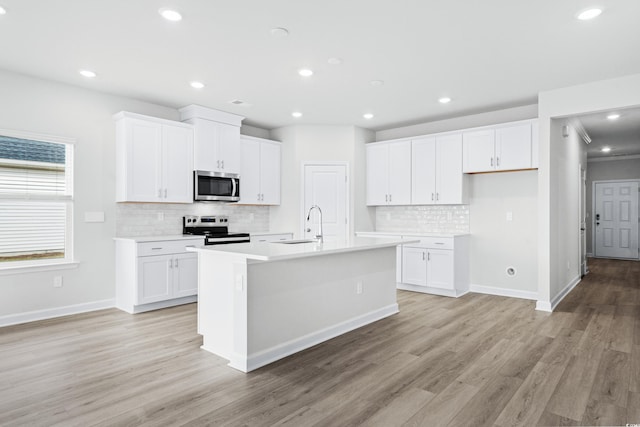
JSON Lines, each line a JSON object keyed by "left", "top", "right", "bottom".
{"left": 187, "top": 236, "right": 416, "bottom": 261}
{"left": 114, "top": 235, "right": 205, "bottom": 243}
{"left": 356, "top": 231, "right": 469, "bottom": 238}
{"left": 249, "top": 231, "right": 294, "bottom": 236}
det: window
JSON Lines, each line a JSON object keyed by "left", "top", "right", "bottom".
{"left": 0, "top": 130, "right": 74, "bottom": 267}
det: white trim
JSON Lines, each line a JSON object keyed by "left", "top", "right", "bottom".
{"left": 588, "top": 154, "right": 640, "bottom": 162}
{"left": 117, "top": 295, "right": 197, "bottom": 314}
{"left": 0, "top": 299, "right": 115, "bottom": 327}
{"left": 587, "top": 252, "right": 593, "bottom": 257}
{"left": 536, "top": 275, "right": 581, "bottom": 313}
{"left": 0, "top": 127, "right": 76, "bottom": 145}
{"left": 469, "top": 284, "right": 538, "bottom": 300}
{"left": 300, "top": 161, "right": 350, "bottom": 241}
{"left": 218, "top": 303, "right": 399, "bottom": 373}
{"left": 0, "top": 260, "right": 79, "bottom": 276}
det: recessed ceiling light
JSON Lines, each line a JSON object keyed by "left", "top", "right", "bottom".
{"left": 79, "top": 69, "right": 97, "bottom": 78}
{"left": 607, "top": 113, "right": 620, "bottom": 120}
{"left": 601, "top": 147, "right": 611, "bottom": 152}
{"left": 438, "top": 97, "right": 452, "bottom": 104}
{"left": 363, "top": 113, "right": 374, "bottom": 120}
{"left": 577, "top": 8, "right": 602, "bottom": 20}
{"left": 327, "top": 57, "right": 343, "bottom": 65}
{"left": 292, "top": 112, "right": 302, "bottom": 118}
{"left": 370, "top": 80, "right": 384, "bottom": 87}
{"left": 190, "top": 81, "right": 205, "bottom": 89}
{"left": 270, "top": 27, "right": 289, "bottom": 37}
{"left": 0, "top": 6, "right": 7, "bottom": 15}
{"left": 298, "top": 69, "right": 313, "bottom": 77}
{"left": 159, "top": 8, "right": 182, "bottom": 22}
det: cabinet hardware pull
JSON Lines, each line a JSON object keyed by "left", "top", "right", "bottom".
{"left": 435, "top": 242, "right": 445, "bottom": 245}
{"left": 169, "top": 259, "right": 173, "bottom": 268}
{"left": 164, "top": 189, "right": 167, "bottom": 198}
{"left": 158, "top": 189, "right": 162, "bottom": 198}
{"left": 385, "top": 194, "right": 388, "bottom": 202}
{"left": 221, "top": 160, "right": 224, "bottom": 169}
{"left": 422, "top": 252, "right": 425, "bottom": 261}
{"left": 175, "top": 259, "right": 179, "bottom": 268}
{"left": 185, "top": 245, "right": 195, "bottom": 248}
{"left": 436, "top": 193, "right": 439, "bottom": 201}
{"left": 151, "top": 247, "right": 162, "bottom": 250}
{"left": 217, "top": 160, "right": 220, "bottom": 169}
{"left": 427, "top": 252, "right": 430, "bottom": 261}
{"left": 496, "top": 157, "right": 500, "bottom": 167}
{"left": 431, "top": 193, "right": 434, "bottom": 201}
{"left": 389, "top": 194, "right": 392, "bottom": 202}
{"left": 490, "top": 157, "right": 494, "bottom": 167}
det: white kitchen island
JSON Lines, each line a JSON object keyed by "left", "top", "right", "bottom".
{"left": 188, "top": 237, "right": 412, "bottom": 372}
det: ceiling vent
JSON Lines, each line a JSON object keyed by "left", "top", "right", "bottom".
{"left": 229, "top": 99, "right": 252, "bottom": 107}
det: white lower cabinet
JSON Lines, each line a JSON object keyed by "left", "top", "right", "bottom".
{"left": 399, "top": 235, "right": 468, "bottom": 297}
{"left": 116, "top": 237, "right": 203, "bottom": 313}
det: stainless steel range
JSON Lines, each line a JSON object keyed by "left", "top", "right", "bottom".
{"left": 183, "top": 216, "right": 250, "bottom": 245}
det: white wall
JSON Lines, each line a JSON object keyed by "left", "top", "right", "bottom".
{"left": 586, "top": 156, "right": 640, "bottom": 254}
{"left": 537, "top": 73, "right": 640, "bottom": 310}
{"left": 269, "top": 125, "right": 375, "bottom": 238}
{"left": 469, "top": 171, "right": 538, "bottom": 294}
{"left": 0, "top": 69, "right": 271, "bottom": 324}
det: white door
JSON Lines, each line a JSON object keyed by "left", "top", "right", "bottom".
{"left": 402, "top": 247, "right": 427, "bottom": 286}
{"left": 594, "top": 181, "right": 639, "bottom": 259}
{"left": 435, "top": 133, "right": 463, "bottom": 204}
{"left": 388, "top": 141, "right": 412, "bottom": 205}
{"left": 239, "top": 138, "right": 261, "bottom": 204}
{"left": 366, "top": 143, "right": 389, "bottom": 205}
{"left": 137, "top": 256, "right": 172, "bottom": 304}
{"left": 173, "top": 253, "right": 198, "bottom": 298}
{"left": 495, "top": 123, "right": 532, "bottom": 171}
{"left": 260, "top": 141, "right": 281, "bottom": 205}
{"left": 411, "top": 136, "right": 437, "bottom": 204}
{"left": 463, "top": 129, "right": 495, "bottom": 173}
{"left": 162, "top": 125, "right": 193, "bottom": 203}
{"left": 217, "top": 123, "right": 241, "bottom": 173}
{"left": 580, "top": 167, "right": 588, "bottom": 275}
{"left": 427, "top": 249, "right": 454, "bottom": 290}
{"left": 303, "top": 164, "right": 348, "bottom": 243}
{"left": 126, "top": 118, "right": 162, "bottom": 202}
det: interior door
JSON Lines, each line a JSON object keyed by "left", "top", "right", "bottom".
{"left": 303, "top": 164, "right": 348, "bottom": 243}
{"left": 594, "top": 181, "right": 639, "bottom": 259}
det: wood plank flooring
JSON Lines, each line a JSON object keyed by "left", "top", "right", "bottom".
{"left": 0, "top": 257, "right": 638, "bottom": 426}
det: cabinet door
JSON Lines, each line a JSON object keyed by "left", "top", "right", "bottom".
{"left": 411, "top": 137, "right": 436, "bottom": 204}
{"left": 496, "top": 123, "right": 531, "bottom": 171}
{"left": 192, "top": 119, "right": 219, "bottom": 172}
{"left": 388, "top": 141, "right": 412, "bottom": 205}
{"left": 436, "top": 133, "right": 464, "bottom": 204}
{"left": 531, "top": 121, "right": 539, "bottom": 169}
{"left": 427, "top": 249, "right": 454, "bottom": 290}
{"left": 366, "top": 143, "right": 389, "bottom": 205}
{"left": 162, "top": 125, "right": 194, "bottom": 203}
{"left": 260, "top": 141, "right": 281, "bottom": 205}
{"left": 217, "top": 124, "right": 241, "bottom": 173}
{"left": 238, "top": 138, "right": 261, "bottom": 204}
{"left": 125, "top": 118, "right": 162, "bottom": 202}
{"left": 173, "top": 253, "right": 198, "bottom": 298}
{"left": 402, "top": 246, "right": 428, "bottom": 286}
{"left": 137, "top": 256, "right": 172, "bottom": 304}
{"left": 463, "top": 129, "right": 495, "bottom": 173}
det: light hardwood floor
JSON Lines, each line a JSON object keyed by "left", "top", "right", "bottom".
{"left": 0, "top": 258, "right": 638, "bottom": 426}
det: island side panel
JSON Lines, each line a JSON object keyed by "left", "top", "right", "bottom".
{"left": 245, "top": 246, "right": 398, "bottom": 371}
{"left": 197, "top": 252, "right": 248, "bottom": 368}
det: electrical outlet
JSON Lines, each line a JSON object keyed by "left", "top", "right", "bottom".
{"left": 356, "top": 281, "right": 363, "bottom": 294}
{"left": 53, "top": 276, "right": 63, "bottom": 288}
{"left": 506, "top": 211, "right": 513, "bottom": 221}
{"left": 157, "top": 212, "right": 164, "bottom": 221}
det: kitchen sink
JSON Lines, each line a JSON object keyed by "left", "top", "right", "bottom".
{"left": 271, "top": 239, "right": 317, "bottom": 244}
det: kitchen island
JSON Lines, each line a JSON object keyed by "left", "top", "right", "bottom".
{"left": 188, "top": 236, "right": 412, "bottom": 372}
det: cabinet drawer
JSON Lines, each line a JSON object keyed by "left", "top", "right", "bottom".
{"left": 402, "top": 236, "right": 453, "bottom": 250}
{"left": 251, "top": 233, "right": 293, "bottom": 243}
{"left": 137, "top": 238, "right": 203, "bottom": 257}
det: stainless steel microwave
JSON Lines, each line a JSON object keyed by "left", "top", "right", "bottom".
{"left": 194, "top": 170, "right": 240, "bottom": 202}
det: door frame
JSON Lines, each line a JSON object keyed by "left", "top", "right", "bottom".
{"left": 300, "top": 161, "right": 350, "bottom": 240}
{"left": 591, "top": 178, "right": 640, "bottom": 260}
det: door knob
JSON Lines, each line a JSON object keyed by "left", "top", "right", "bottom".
{"left": 306, "top": 228, "right": 311, "bottom": 232}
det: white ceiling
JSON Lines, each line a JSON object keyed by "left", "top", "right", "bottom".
{"left": 0, "top": 0, "right": 639, "bottom": 132}
{"left": 577, "top": 107, "right": 640, "bottom": 158}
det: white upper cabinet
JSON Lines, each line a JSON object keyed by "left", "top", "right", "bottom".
{"left": 463, "top": 120, "right": 537, "bottom": 173}
{"left": 366, "top": 140, "right": 411, "bottom": 206}
{"left": 115, "top": 112, "right": 193, "bottom": 203}
{"left": 238, "top": 136, "right": 281, "bottom": 205}
{"left": 179, "top": 105, "right": 244, "bottom": 174}
{"left": 412, "top": 133, "right": 466, "bottom": 205}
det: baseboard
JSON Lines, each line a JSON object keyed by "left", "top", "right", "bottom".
{"left": 469, "top": 284, "right": 538, "bottom": 301}
{"left": 536, "top": 275, "right": 581, "bottom": 313}
{"left": 0, "top": 299, "right": 115, "bottom": 327}
{"left": 228, "top": 303, "right": 399, "bottom": 373}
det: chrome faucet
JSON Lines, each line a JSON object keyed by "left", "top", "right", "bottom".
{"left": 306, "top": 205, "right": 323, "bottom": 243}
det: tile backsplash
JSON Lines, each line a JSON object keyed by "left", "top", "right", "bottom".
{"left": 116, "top": 203, "right": 270, "bottom": 237}
{"left": 375, "top": 205, "right": 469, "bottom": 234}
